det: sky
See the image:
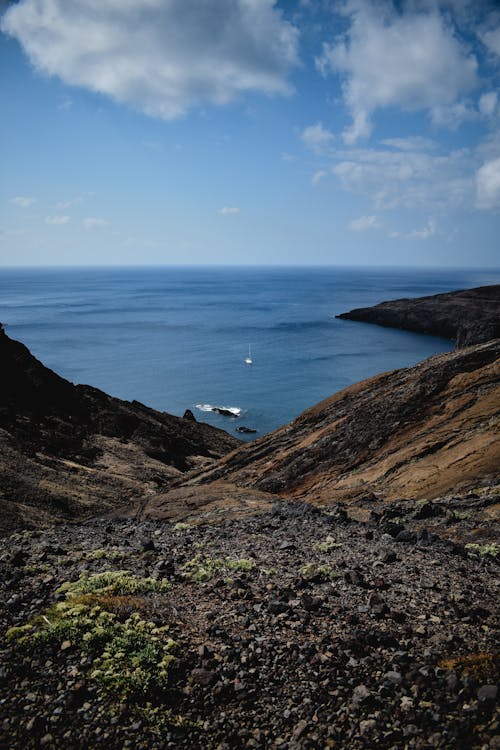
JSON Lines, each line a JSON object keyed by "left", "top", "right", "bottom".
{"left": 0, "top": 0, "right": 499, "bottom": 267}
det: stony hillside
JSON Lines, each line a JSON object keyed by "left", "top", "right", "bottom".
{"left": 1, "top": 500, "right": 498, "bottom": 750}
{"left": 0, "top": 324, "right": 240, "bottom": 530}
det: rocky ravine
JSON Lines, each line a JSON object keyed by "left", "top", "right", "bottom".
{"left": 336, "top": 284, "right": 500, "bottom": 348}
{"left": 0, "top": 324, "right": 239, "bottom": 530}
{"left": 0, "top": 287, "right": 499, "bottom": 750}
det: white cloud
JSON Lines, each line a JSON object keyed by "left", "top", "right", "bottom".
{"left": 83, "top": 217, "right": 109, "bottom": 229}
{"left": 476, "top": 157, "right": 500, "bottom": 210}
{"left": 387, "top": 219, "right": 437, "bottom": 240}
{"left": 349, "top": 214, "right": 381, "bottom": 231}
{"left": 409, "top": 219, "right": 437, "bottom": 239}
{"left": 431, "top": 100, "right": 477, "bottom": 128}
{"left": 380, "top": 136, "right": 436, "bottom": 152}
{"left": 316, "top": 3, "right": 478, "bottom": 142}
{"left": 332, "top": 144, "right": 474, "bottom": 211}
{"left": 45, "top": 215, "right": 70, "bottom": 224}
{"left": 57, "top": 197, "right": 82, "bottom": 209}
{"left": 1, "top": 0, "right": 299, "bottom": 121}
{"left": 481, "top": 22, "right": 500, "bottom": 57}
{"left": 301, "top": 122, "right": 335, "bottom": 154}
{"left": 311, "top": 170, "right": 327, "bottom": 186}
{"left": 10, "top": 196, "right": 35, "bottom": 208}
{"left": 478, "top": 92, "right": 498, "bottom": 118}
{"left": 58, "top": 97, "right": 73, "bottom": 111}
{"left": 218, "top": 206, "right": 240, "bottom": 215}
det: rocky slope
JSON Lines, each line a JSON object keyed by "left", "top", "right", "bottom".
{"left": 336, "top": 284, "right": 500, "bottom": 348}
{"left": 1, "top": 500, "right": 498, "bottom": 750}
{"left": 163, "top": 339, "right": 500, "bottom": 508}
{"left": 0, "top": 324, "right": 239, "bottom": 530}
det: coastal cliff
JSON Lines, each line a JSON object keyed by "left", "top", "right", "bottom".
{"left": 336, "top": 284, "right": 500, "bottom": 347}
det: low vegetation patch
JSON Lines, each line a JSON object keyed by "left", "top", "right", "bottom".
{"left": 84, "top": 548, "right": 127, "bottom": 561}
{"left": 465, "top": 543, "right": 499, "bottom": 557}
{"left": 313, "top": 537, "right": 342, "bottom": 553}
{"left": 300, "top": 562, "right": 338, "bottom": 581}
{"left": 58, "top": 569, "right": 171, "bottom": 597}
{"left": 181, "top": 553, "right": 255, "bottom": 582}
{"left": 7, "top": 571, "right": 177, "bottom": 702}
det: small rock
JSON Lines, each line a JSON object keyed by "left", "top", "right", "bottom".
{"left": 10, "top": 549, "right": 28, "bottom": 567}
{"left": 359, "top": 719, "right": 376, "bottom": 735}
{"left": 477, "top": 684, "right": 497, "bottom": 702}
{"left": 384, "top": 671, "right": 403, "bottom": 684}
{"left": 352, "top": 684, "right": 370, "bottom": 705}
{"left": 190, "top": 668, "right": 217, "bottom": 687}
{"left": 394, "top": 530, "right": 416, "bottom": 543}
{"left": 301, "top": 593, "right": 323, "bottom": 612}
{"left": 400, "top": 696, "right": 413, "bottom": 711}
{"left": 380, "top": 551, "right": 397, "bottom": 564}
{"left": 420, "top": 577, "right": 435, "bottom": 589}
{"left": 268, "top": 601, "right": 290, "bottom": 615}
{"left": 292, "top": 720, "right": 308, "bottom": 740}
{"left": 344, "top": 570, "right": 365, "bottom": 587}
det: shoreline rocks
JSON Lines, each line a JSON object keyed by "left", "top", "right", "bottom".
{"left": 336, "top": 284, "right": 500, "bottom": 348}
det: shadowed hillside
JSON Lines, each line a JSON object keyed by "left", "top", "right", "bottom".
{"left": 0, "top": 324, "right": 240, "bottom": 530}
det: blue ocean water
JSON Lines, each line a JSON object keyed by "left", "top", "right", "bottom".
{"left": 0, "top": 266, "right": 498, "bottom": 439}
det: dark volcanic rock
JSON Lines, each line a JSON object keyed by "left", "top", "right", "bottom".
{"left": 336, "top": 284, "right": 500, "bottom": 348}
{"left": 0, "top": 324, "right": 240, "bottom": 530}
{"left": 0, "top": 499, "right": 499, "bottom": 750}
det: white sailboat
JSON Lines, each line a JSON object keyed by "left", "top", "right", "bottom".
{"left": 245, "top": 344, "right": 253, "bottom": 365}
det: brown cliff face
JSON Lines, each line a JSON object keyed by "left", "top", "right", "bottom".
{"left": 0, "top": 325, "right": 240, "bottom": 529}
{"left": 336, "top": 284, "right": 500, "bottom": 348}
{"left": 173, "top": 340, "right": 500, "bottom": 505}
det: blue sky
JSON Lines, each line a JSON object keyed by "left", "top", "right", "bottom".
{"left": 0, "top": 0, "right": 499, "bottom": 267}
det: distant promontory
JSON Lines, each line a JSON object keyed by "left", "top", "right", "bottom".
{"left": 336, "top": 284, "right": 500, "bottom": 348}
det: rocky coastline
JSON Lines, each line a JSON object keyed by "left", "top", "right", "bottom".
{"left": 336, "top": 285, "right": 500, "bottom": 348}
{"left": 0, "top": 285, "right": 498, "bottom": 749}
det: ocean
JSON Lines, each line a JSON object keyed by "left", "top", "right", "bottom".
{"left": 1, "top": 266, "right": 498, "bottom": 440}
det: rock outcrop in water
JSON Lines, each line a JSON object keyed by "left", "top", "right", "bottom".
{"left": 336, "top": 284, "right": 500, "bottom": 347}
{"left": 0, "top": 324, "right": 240, "bottom": 529}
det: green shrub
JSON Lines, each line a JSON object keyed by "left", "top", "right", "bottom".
{"left": 58, "top": 570, "right": 171, "bottom": 597}
{"left": 313, "top": 537, "right": 342, "bottom": 553}
{"left": 300, "top": 562, "right": 338, "bottom": 581}
{"left": 181, "top": 553, "right": 255, "bottom": 582}
{"left": 84, "top": 549, "right": 126, "bottom": 561}
{"left": 465, "top": 543, "right": 499, "bottom": 558}
{"left": 6, "top": 571, "right": 177, "bottom": 701}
